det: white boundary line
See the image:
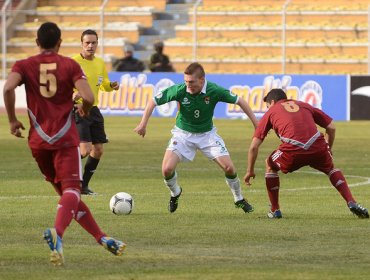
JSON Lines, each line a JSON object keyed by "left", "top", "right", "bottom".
{"left": 0, "top": 171, "right": 369, "bottom": 200}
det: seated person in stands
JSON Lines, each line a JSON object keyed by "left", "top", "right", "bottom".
{"left": 149, "top": 41, "right": 175, "bottom": 72}
{"left": 112, "top": 44, "right": 145, "bottom": 72}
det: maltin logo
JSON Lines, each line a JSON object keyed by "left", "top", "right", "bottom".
{"left": 299, "top": 81, "right": 323, "bottom": 109}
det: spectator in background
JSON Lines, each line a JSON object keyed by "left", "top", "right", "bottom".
{"left": 149, "top": 41, "right": 175, "bottom": 72}
{"left": 112, "top": 44, "right": 145, "bottom": 72}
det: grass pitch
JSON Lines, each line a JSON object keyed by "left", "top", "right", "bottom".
{"left": 0, "top": 116, "right": 369, "bottom": 280}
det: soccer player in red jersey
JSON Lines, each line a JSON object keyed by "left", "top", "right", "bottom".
{"left": 3, "top": 22, "right": 125, "bottom": 266}
{"left": 244, "top": 88, "right": 369, "bottom": 219}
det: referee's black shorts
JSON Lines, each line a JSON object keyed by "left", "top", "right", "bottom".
{"left": 74, "top": 106, "right": 108, "bottom": 144}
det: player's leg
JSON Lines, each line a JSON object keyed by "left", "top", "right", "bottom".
{"left": 265, "top": 157, "right": 282, "bottom": 219}
{"left": 264, "top": 148, "right": 295, "bottom": 219}
{"left": 31, "top": 149, "right": 65, "bottom": 265}
{"left": 80, "top": 141, "right": 92, "bottom": 158}
{"left": 80, "top": 143, "right": 103, "bottom": 195}
{"left": 311, "top": 147, "right": 369, "bottom": 218}
{"left": 81, "top": 107, "right": 108, "bottom": 195}
{"left": 75, "top": 110, "right": 96, "bottom": 195}
{"left": 55, "top": 147, "right": 125, "bottom": 256}
{"left": 32, "top": 148, "right": 81, "bottom": 265}
{"left": 162, "top": 150, "right": 182, "bottom": 212}
{"left": 51, "top": 183, "right": 103, "bottom": 246}
{"left": 74, "top": 199, "right": 126, "bottom": 255}
{"left": 214, "top": 155, "right": 254, "bottom": 213}
{"left": 199, "top": 129, "right": 252, "bottom": 213}
{"left": 163, "top": 127, "right": 197, "bottom": 213}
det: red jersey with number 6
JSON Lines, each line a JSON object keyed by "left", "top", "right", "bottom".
{"left": 254, "top": 99, "right": 332, "bottom": 151}
{"left": 12, "top": 51, "right": 86, "bottom": 150}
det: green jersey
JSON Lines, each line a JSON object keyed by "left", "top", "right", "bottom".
{"left": 154, "top": 80, "right": 238, "bottom": 133}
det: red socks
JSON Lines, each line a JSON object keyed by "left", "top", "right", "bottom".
{"left": 75, "top": 200, "right": 106, "bottom": 243}
{"left": 54, "top": 189, "right": 105, "bottom": 242}
{"left": 265, "top": 173, "right": 280, "bottom": 211}
{"left": 55, "top": 190, "right": 80, "bottom": 238}
{"left": 328, "top": 169, "right": 355, "bottom": 203}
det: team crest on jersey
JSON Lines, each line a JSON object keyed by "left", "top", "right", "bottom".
{"left": 204, "top": 96, "right": 210, "bottom": 104}
{"left": 182, "top": 97, "right": 190, "bottom": 105}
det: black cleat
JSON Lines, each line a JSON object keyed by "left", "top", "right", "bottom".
{"left": 348, "top": 201, "right": 369, "bottom": 218}
{"left": 235, "top": 198, "right": 254, "bottom": 213}
{"left": 168, "top": 188, "right": 182, "bottom": 213}
{"left": 81, "top": 187, "right": 97, "bottom": 195}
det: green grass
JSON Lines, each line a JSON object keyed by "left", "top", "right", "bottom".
{"left": 1, "top": 115, "right": 370, "bottom": 280}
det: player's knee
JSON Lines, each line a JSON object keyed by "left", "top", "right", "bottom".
{"left": 162, "top": 166, "right": 175, "bottom": 178}
{"left": 60, "top": 182, "right": 81, "bottom": 195}
{"left": 223, "top": 164, "right": 235, "bottom": 175}
{"left": 80, "top": 149, "right": 90, "bottom": 158}
{"left": 265, "top": 158, "right": 274, "bottom": 172}
{"left": 92, "top": 145, "right": 104, "bottom": 158}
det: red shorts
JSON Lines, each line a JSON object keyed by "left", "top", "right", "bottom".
{"left": 31, "top": 146, "right": 82, "bottom": 190}
{"left": 268, "top": 140, "right": 334, "bottom": 175}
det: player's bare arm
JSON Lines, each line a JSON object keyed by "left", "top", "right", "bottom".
{"left": 244, "top": 137, "right": 263, "bottom": 185}
{"left": 134, "top": 99, "right": 156, "bottom": 137}
{"left": 74, "top": 79, "right": 94, "bottom": 117}
{"left": 236, "top": 97, "right": 258, "bottom": 128}
{"left": 3, "top": 72, "right": 25, "bottom": 138}
{"left": 325, "top": 121, "right": 336, "bottom": 150}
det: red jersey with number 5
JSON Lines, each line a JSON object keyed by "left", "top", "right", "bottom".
{"left": 12, "top": 51, "right": 86, "bottom": 150}
{"left": 254, "top": 99, "right": 332, "bottom": 151}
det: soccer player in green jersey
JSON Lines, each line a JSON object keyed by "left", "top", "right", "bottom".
{"left": 135, "top": 62, "right": 258, "bottom": 213}
{"left": 73, "top": 29, "right": 119, "bottom": 195}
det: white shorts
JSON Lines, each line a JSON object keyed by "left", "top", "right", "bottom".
{"left": 166, "top": 126, "right": 230, "bottom": 162}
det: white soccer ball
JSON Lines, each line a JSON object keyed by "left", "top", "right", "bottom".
{"left": 109, "top": 192, "right": 134, "bottom": 215}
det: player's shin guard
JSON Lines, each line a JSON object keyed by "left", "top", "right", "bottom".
{"left": 164, "top": 171, "right": 181, "bottom": 197}
{"left": 55, "top": 189, "right": 80, "bottom": 238}
{"left": 328, "top": 169, "right": 355, "bottom": 203}
{"left": 265, "top": 173, "right": 280, "bottom": 212}
{"left": 75, "top": 200, "right": 106, "bottom": 243}
{"left": 225, "top": 175, "right": 243, "bottom": 202}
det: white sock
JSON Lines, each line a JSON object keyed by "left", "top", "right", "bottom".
{"left": 226, "top": 176, "right": 243, "bottom": 202}
{"left": 164, "top": 171, "right": 181, "bottom": 197}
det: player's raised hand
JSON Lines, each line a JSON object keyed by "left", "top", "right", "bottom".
{"left": 134, "top": 124, "right": 146, "bottom": 137}
{"left": 244, "top": 171, "right": 255, "bottom": 186}
{"left": 10, "top": 120, "right": 25, "bottom": 138}
{"left": 110, "top": 81, "right": 119, "bottom": 90}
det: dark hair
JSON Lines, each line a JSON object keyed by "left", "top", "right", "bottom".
{"left": 37, "top": 22, "right": 61, "bottom": 49}
{"left": 154, "top": 41, "right": 164, "bottom": 52}
{"left": 263, "top": 88, "right": 287, "bottom": 103}
{"left": 184, "top": 62, "right": 205, "bottom": 78}
{"left": 80, "top": 29, "right": 98, "bottom": 42}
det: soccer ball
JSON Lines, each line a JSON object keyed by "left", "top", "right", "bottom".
{"left": 109, "top": 192, "right": 134, "bottom": 215}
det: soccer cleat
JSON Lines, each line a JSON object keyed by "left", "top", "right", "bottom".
{"left": 234, "top": 198, "right": 254, "bottom": 213}
{"left": 81, "top": 187, "right": 97, "bottom": 195}
{"left": 101, "top": 236, "right": 126, "bottom": 256}
{"left": 348, "top": 201, "right": 369, "bottom": 219}
{"left": 43, "top": 228, "right": 64, "bottom": 266}
{"left": 267, "top": 209, "right": 283, "bottom": 219}
{"left": 168, "top": 188, "right": 182, "bottom": 213}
